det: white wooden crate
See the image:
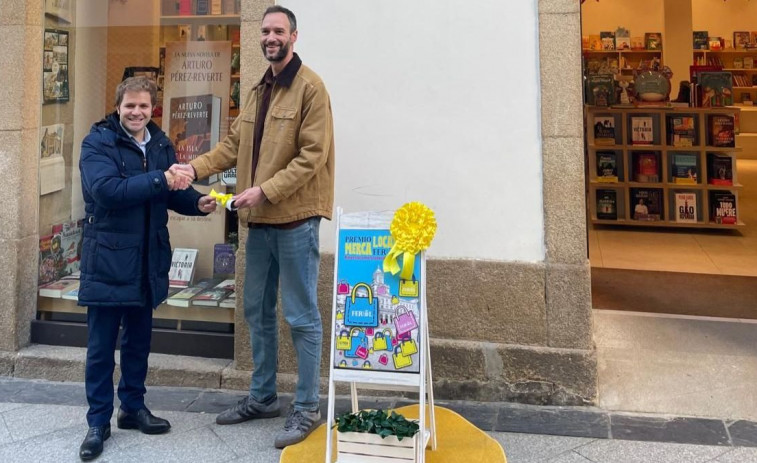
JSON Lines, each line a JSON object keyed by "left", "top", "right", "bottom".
{"left": 337, "top": 431, "right": 418, "bottom": 463}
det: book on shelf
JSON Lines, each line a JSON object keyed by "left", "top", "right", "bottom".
{"left": 707, "top": 115, "right": 735, "bottom": 147}
{"left": 178, "top": 0, "right": 192, "bottom": 16}
{"left": 596, "top": 189, "right": 618, "bottom": 220}
{"left": 61, "top": 286, "right": 80, "bottom": 301}
{"left": 735, "top": 31, "right": 751, "bottom": 49}
{"left": 196, "top": 0, "right": 209, "bottom": 15}
{"left": 161, "top": 0, "right": 180, "bottom": 16}
{"left": 675, "top": 192, "right": 698, "bottom": 223}
{"left": 667, "top": 116, "right": 696, "bottom": 147}
{"left": 631, "top": 116, "right": 653, "bottom": 145}
{"left": 39, "top": 279, "right": 80, "bottom": 298}
{"left": 166, "top": 278, "right": 221, "bottom": 307}
{"left": 192, "top": 285, "right": 233, "bottom": 307}
{"left": 588, "top": 34, "right": 602, "bottom": 51}
{"left": 222, "top": 0, "right": 238, "bottom": 15}
{"left": 168, "top": 248, "right": 198, "bottom": 288}
{"left": 615, "top": 29, "right": 630, "bottom": 50}
{"left": 586, "top": 74, "right": 615, "bottom": 106}
{"left": 751, "top": 31, "right": 757, "bottom": 47}
{"left": 693, "top": 31, "right": 709, "bottom": 50}
{"left": 631, "top": 188, "right": 662, "bottom": 221}
{"left": 708, "top": 37, "right": 723, "bottom": 51}
{"left": 214, "top": 279, "right": 235, "bottom": 291}
{"left": 162, "top": 286, "right": 182, "bottom": 304}
{"left": 596, "top": 152, "right": 618, "bottom": 182}
{"left": 672, "top": 153, "right": 698, "bottom": 184}
{"left": 707, "top": 153, "right": 733, "bottom": 185}
{"left": 630, "top": 36, "right": 645, "bottom": 50}
{"left": 213, "top": 243, "right": 236, "bottom": 278}
{"left": 210, "top": 0, "right": 222, "bottom": 14}
{"left": 745, "top": 57, "right": 754, "bottom": 69}
{"left": 593, "top": 116, "right": 616, "bottom": 145}
{"left": 634, "top": 153, "right": 659, "bottom": 183}
{"left": 169, "top": 94, "right": 222, "bottom": 185}
{"left": 698, "top": 72, "right": 734, "bottom": 107}
{"left": 219, "top": 292, "right": 236, "bottom": 308}
{"left": 600, "top": 31, "right": 615, "bottom": 50}
{"left": 645, "top": 32, "right": 662, "bottom": 50}
{"left": 709, "top": 191, "right": 737, "bottom": 224}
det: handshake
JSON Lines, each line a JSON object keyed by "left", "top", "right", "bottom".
{"left": 164, "top": 163, "right": 196, "bottom": 191}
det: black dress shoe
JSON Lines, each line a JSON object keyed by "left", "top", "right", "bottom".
{"left": 117, "top": 408, "right": 171, "bottom": 434}
{"left": 79, "top": 424, "right": 110, "bottom": 461}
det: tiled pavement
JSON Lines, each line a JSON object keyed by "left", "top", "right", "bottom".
{"left": 2, "top": 377, "right": 757, "bottom": 462}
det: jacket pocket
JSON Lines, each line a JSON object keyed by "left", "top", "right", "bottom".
{"left": 93, "top": 231, "right": 142, "bottom": 284}
{"left": 268, "top": 106, "right": 296, "bottom": 145}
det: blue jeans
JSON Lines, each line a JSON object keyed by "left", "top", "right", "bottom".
{"left": 244, "top": 217, "right": 322, "bottom": 412}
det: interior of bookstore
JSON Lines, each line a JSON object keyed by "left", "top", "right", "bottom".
{"left": 581, "top": 0, "right": 757, "bottom": 317}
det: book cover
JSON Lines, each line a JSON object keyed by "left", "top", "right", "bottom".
{"left": 161, "top": 0, "right": 180, "bottom": 15}
{"left": 746, "top": 57, "right": 754, "bottom": 69}
{"left": 707, "top": 153, "right": 733, "bottom": 185}
{"left": 192, "top": 286, "right": 233, "bottom": 307}
{"left": 196, "top": 0, "right": 209, "bottom": 15}
{"left": 750, "top": 31, "right": 757, "bottom": 47}
{"left": 596, "top": 152, "right": 618, "bottom": 182}
{"left": 168, "top": 248, "right": 199, "bottom": 288}
{"left": 615, "top": 27, "right": 630, "bottom": 50}
{"left": 631, "top": 188, "right": 662, "bottom": 221}
{"left": 734, "top": 31, "right": 751, "bottom": 49}
{"left": 668, "top": 116, "right": 696, "bottom": 147}
{"left": 210, "top": 0, "right": 222, "bottom": 14}
{"left": 214, "top": 279, "right": 235, "bottom": 291}
{"left": 634, "top": 153, "right": 659, "bottom": 183}
{"left": 61, "top": 285, "right": 80, "bottom": 301}
{"left": 178, "top": 0, "right": 192, "bottom": 15}
{"left": 169, "top": 94, "right": 222, "bottom": 185}
{"left": 698, "top": 72, "right": 734, "bottom": 107}
{"left": 586, "top": 74, "right": 615, "bottom": 106}
{"left": 672, "top": 153, "right": 698, "bottom": 184}
{"left": 38, "top": 233, "right": 64, "bottom": 286}
{"left": 631, "top": 117, "right": 654, "bottom": 145}
{"left": 596, "top": 189, "right": 617, "bottom": 220}
{"left": 593, "top": 116, "right": 616, "bottom": 145}
{"left": 645, "top": 32, "right": 662, "bottom": 50}
{"left": 707, "top": 115, "right": 735, "bottom": 147}
{"left": 53, "top": 219, "right": 83, "bottom": 278}
{"left": 693, "top": 31, "right": 709, "bottom": 50}
{"left": 675, "top": 193, "right": 698, "bottom": 223}
{"left": 588, "top": 34, "right": 602, "bottom": 51}
{"left": 39, "top": 279, "right": 80, "bottom": 298}
{"left": 710, "top": 191, "right": 737, "bottom": 224}
{"left": 600, "top": 32, "right": 615, "bottom": 50}
{"left": 223, "top": 0, "right": 237, "bottom": 14}
{"left": 630, "top": 37, "right": 645, "bottom": 50}
{"left": 708, "top": 37, "right": 723, "bottom": 51}
{"left": 213, "top": 243, "right": 236, "bottom": 278}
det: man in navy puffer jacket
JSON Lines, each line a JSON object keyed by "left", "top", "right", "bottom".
{"left": 76, "top": 76, "right": 216, "bottom": 461}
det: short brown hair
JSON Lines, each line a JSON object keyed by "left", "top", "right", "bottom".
{"left": 115, "top": 76, "right": 157, "bottom": 107}
{"left": 263, "top": 5, "right": 297, "bottom": 33}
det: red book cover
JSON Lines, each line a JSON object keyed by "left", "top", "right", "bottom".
{"left": 179, "top": 0, "right": 192, "bottom": 16}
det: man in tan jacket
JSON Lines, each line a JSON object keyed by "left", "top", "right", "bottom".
{"left": 175, "top": 5, "right": 334, "bottom": 448}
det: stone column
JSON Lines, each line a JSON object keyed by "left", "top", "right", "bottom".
{"left": 0, "top": 1, "right": 43, "bottom": 353}
{"left": 538, "top": 0, "right": 596, "bottom": 384}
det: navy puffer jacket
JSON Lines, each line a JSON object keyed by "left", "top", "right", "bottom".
{"left": 78, "top": 113, "right": 205, "bottom": 308}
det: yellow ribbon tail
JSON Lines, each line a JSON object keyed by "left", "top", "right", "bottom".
{"left": 383, "top": 245, "right": 402, "bottom": 275}
{"left": 399, "top": 251, "right": 415, "bottom": 280}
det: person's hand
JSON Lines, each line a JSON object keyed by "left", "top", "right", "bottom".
{"left": 232, "top": 186, "right": 267, "bottom": 209}
{"left": 198, "top": 195, "right": 217, "bottom": 213}
{"left": 171, "top": 163, "right": 196, "bottom": 180}
{"left": 165, "top": 165, "right": 193, "bottom": 190}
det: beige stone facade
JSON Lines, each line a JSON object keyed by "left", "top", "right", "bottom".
{"left": 0, "top": 0, "right": 595, "bottom": 405}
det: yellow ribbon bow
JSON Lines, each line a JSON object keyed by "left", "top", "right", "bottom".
{"left": 382, "top": 202, "right": 437, "bottom": 280}
{"left": 210, "top": 189, "right": 233, "bottom": 207}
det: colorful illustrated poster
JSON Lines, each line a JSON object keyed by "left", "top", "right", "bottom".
{"left": 334, "top": 228, "right": 422, "bottom": 374}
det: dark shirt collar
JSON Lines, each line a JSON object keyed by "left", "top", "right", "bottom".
{"left": 260, "top": 52, "right": 302, "bottom": 88}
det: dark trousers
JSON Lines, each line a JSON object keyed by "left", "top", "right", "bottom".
{"left": 85, "top": 304, "right": 153, "bottom": 427}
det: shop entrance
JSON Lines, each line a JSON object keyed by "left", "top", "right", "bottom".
{"left": 581, "top": 0, "right": 757, "bottom": 318}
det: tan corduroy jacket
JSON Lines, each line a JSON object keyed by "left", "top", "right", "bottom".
{"left": 190, "top": 59, "right": 335, "bottom": 224}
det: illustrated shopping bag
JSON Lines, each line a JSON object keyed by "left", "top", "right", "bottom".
{"left": 392, "top": 345, "right": 412, "bottom": 369}
{"left": 399, "top": 274, "right": 419, "bottom": 297}
{"left": 336, "top": 329, "right": 351, "bottom": 350}
{"left": 394, "top": 305, "right": 418, "bottom": 336}
{"left": 345, "top": 282, "right": 378, "bottom": 327}
{"left": 337, "top": 280, "right": 350, "bottom": 295}
{"left": 400, "top": 338, "right": 418, "bottom": 356}
{"left": 373, "top": 331, "right": 388, "bottom": 351}
{"left": 345, "top": 328, "right": 368, "bottom": 358}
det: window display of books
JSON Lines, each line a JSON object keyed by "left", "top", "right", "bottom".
{"left": 586, "top": 106, "right": 742, "bottom": 227}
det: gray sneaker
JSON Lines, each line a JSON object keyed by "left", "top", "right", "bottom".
{"left": 215, "top": 396, "right": 280, "bottom": 425}
{"left": 273, "top": 407, "right": 322, "bottom": 448}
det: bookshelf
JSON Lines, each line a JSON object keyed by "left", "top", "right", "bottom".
{"left": 583, "top": 49, "right": 663, "bottom": 75}
{"left": 693, "top": 49, "right": 757, "bottom": 104}
{"left": 586, "top": 106, "right": 744, "bottom": 228}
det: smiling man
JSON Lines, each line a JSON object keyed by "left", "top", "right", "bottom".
{"left": 77, "top": 76, "right": 216, "bottom": 461}
{"left": 171, "top": 5, "right": 335, "bottom": 449}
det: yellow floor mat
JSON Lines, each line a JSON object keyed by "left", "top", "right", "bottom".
{"left": 280, "top": 404, "right": 507, "bottom": 462}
